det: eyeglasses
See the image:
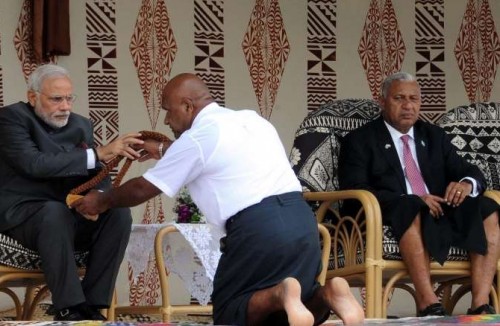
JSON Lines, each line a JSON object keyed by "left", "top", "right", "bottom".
{"left": 37, "top": 92, "right": 77, "bottom": 104}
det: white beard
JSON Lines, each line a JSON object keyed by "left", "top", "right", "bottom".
{"left": 34, "top": 104, "right": 70, "bottom": 129}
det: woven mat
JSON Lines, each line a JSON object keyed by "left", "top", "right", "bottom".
{"left": 323, "top": 314, "right": 500, "bottom": 325}
{"left": 0, "top": 304, "right": 212, "bottom": 325}
{"left": 3, "top": 304, "right": 500, "bottom": 325}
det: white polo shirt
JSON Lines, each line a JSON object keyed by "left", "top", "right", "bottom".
{"left": 143, "top": 102, "right": 301, "bottom": 231}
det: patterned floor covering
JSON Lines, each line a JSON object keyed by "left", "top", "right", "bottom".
{"left": 2, "top": 305, "right": 500, "bottom": 325}
{"left": 323, "top": 315, "right": 500, "bottom": 325}
{"left": 0, "top": 304, "right": 212, "bottom": 325}
{"left": 1, "top": 317, "right": 500, "bottom": 325}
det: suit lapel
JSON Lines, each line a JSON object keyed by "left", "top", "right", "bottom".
{"left": 413, "top": 122, "right": 432, "bottom": 192}
{"left": 374, "top": 118, "right": 407, "bottom": 191}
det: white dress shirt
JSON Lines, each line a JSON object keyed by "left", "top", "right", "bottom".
{"left": 144, "top": 102, "right": 301, "bottom": 231}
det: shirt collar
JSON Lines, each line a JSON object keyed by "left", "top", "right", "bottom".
{"left": 383, "top": 120, "right": 415, "bottom": 144}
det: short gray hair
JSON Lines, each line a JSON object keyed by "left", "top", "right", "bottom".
{"left": 27, "top": 64, "right": 70, "bottom": 92}
{"left": 380, "top": 72, "right": 418, "bottom": 99}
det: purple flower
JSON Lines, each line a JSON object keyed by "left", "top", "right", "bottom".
{"left": 174, "top": 188, "right": 204, "bottom": 223}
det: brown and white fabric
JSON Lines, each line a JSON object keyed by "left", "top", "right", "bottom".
{"left": 436, "top": 102, "right": 500, "bottom": 191}
{"left": 0, "top": 233, "right": 88, "bottom": 270}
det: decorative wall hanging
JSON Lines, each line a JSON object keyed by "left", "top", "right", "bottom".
{"left": 130, "top": 0, "right": 177, "bottom": 131}
{"left": 306, "top": 0, "right": 337, "bottom": 112}
{"left": 14, "top": 0, "right": 52, "bottom": 81}
{"left": 128, "top": 0, "right": 178, "bottom": 305}
{"left": 415, "top": 0, "right": 446, "bottom": 123}
{"left": 242, "top": 0, "right": 290, "bottom": 119}
{"left": 358, "top": 0, "right": 406, "bottom": 100}
{"left": 454, "top": 0, "right": 500, "bottom": 103}
{"left": 194, "top": 0, "right": 225, "bottom": 106}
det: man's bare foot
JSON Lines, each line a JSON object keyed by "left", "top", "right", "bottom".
{"left": 324, "top": 277, "right": 364, "bottom": 325}
{"left": 279, "top": 278, "right": 314, "bottom": 326}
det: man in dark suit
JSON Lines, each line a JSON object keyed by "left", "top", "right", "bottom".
{"left": 338, "top": 72, "right": 500, "bottom": 316}
{"left": 0, "top": 64, "right": 144, "bottom": 321}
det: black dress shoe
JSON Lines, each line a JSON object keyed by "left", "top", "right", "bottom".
{"left": 467, "top": 304, "right": 496, "bottom": 315}
{"left": 417, "top": 303, "right": 447, "bottom": 317}
{"left": 86, "top": 307, "right": 106, "bottom": 320}
{"left": 54, "top": 307, "right": 87, "bottom": 321}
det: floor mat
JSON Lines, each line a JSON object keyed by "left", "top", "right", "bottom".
{"left": 0, "top": 304, "right": 212, "bottom": 325}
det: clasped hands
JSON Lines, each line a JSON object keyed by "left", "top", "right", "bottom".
{"left": 421, "top": 181, "right": 473, "bottom": 218}
{"left": 94, "top": 132, "right": 144, "bottom": 162}
{"left": 71, "top": 132, "right": 173, "bottom": 220}
{"left": 93, "top": 132, "right": 173, "bottom": 163}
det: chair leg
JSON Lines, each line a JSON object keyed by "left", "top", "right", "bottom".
{"left": 31, "top": 286, "right": 49, "bottom": 320}
{"left": 23, "top": 285, "right": 50, "bottom": 320}
{"left": 435, "top": 282, "right": 454, "bottom": 314}
{"left": 0, "top": 288, "right": 23, "bottom": 320}
{"left": 106, "top": 289, "right": 117, "bottom": 321}
{"left": 22, "top": 285, "right": 36, "bottom": 320}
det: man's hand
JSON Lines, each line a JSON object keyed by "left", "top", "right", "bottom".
{"left": 70, "top": 190, "right": 109, "bottom": 218}
{"left": 137, "top": 138, "right": 173, "bottom": 162}
{"left": 420, "top": 194, "right": 446, "bottom": 218}
{"left": 444, "top": 181, "right": 472, "bottom": 207}
{"left": 96, "top": 132, "right": 144, "bottom": 162}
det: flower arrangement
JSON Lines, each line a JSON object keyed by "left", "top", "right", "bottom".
{"left": 173, "top": 187, "right": 205, "bottom": 223}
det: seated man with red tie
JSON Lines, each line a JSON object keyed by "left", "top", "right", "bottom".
{"left": 338, "top": 72, "right": 500, "bottom": 316}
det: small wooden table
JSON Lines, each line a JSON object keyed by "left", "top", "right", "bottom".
{"left": 117, "top": 223, "right": 223, "bottom": 322}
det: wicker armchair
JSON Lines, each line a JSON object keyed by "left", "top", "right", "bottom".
{"left": 290, "top": 99, "right": 500, "bottom": 318}
{"left": 0, "top": 233, "right": 103, "bottom": 320}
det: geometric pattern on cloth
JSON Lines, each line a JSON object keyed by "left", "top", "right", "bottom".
{"left": 194, "top": 0, "right": 225, "bottom": 106}
{"left": 242, "top": 0, "right": 290, "bottom": 119}
{"left": 436, "top": 102, "right": 500, "bottom": 190}
{"left": 454, "top": 0, "right": 500, "bottom": 103}
{"left": 0, "top": 233, "right": 88, "bottom": 270}
{"left": 415, "top": 0, "right": 446, "bottom": 114}
{"left": 306, "top": 0, "right": 337, "bottom": 111}
{"left": 290, "top": 98, "right": 381, "bottom": 193}
{"left": 357, "top": 0, "right": 406, "bottom": 100}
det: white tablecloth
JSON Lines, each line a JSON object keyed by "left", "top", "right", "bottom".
{"left": 125, "top": 222, "right": 223, "bottom": 305}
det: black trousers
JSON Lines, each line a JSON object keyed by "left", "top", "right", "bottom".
{"left": 5, "top": 200, "right": 132, "bottom": 310}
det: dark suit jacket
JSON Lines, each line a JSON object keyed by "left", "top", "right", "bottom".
{"left": 338, "top": 117, "right": 486, "bottom": 205}
{"left": 0, "top": 101, "right": 109, "bottom": 231}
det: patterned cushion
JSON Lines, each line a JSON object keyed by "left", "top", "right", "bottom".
{"left": 0, "top": 233, "right": 88, "bottom": 270}
{"left": 436, "top": 102, "right": 500, "bottom": 190}
{"left": 290, "top": 98, "right": 381, "bottom": 192}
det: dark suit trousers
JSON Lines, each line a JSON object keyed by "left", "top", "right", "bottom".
{"left": 5, "top": 201, "right": 132, "bottom": 310}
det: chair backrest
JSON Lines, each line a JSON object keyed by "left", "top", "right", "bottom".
{"left": 290, "top": 99, "right": 381, "bottom": 192}
{"left": 436, "top": 102, "right": 500, "bottom": 190}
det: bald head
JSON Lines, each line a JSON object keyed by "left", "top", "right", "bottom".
{"left": 161, "top": 73, "right": 214, "bottom": 138}
{"left": 162, "top": 73, "right": 213, "bottom": 110}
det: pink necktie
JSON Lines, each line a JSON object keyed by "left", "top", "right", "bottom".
{"left": 401, "top": 135, "right": 427, "bottom": 196}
